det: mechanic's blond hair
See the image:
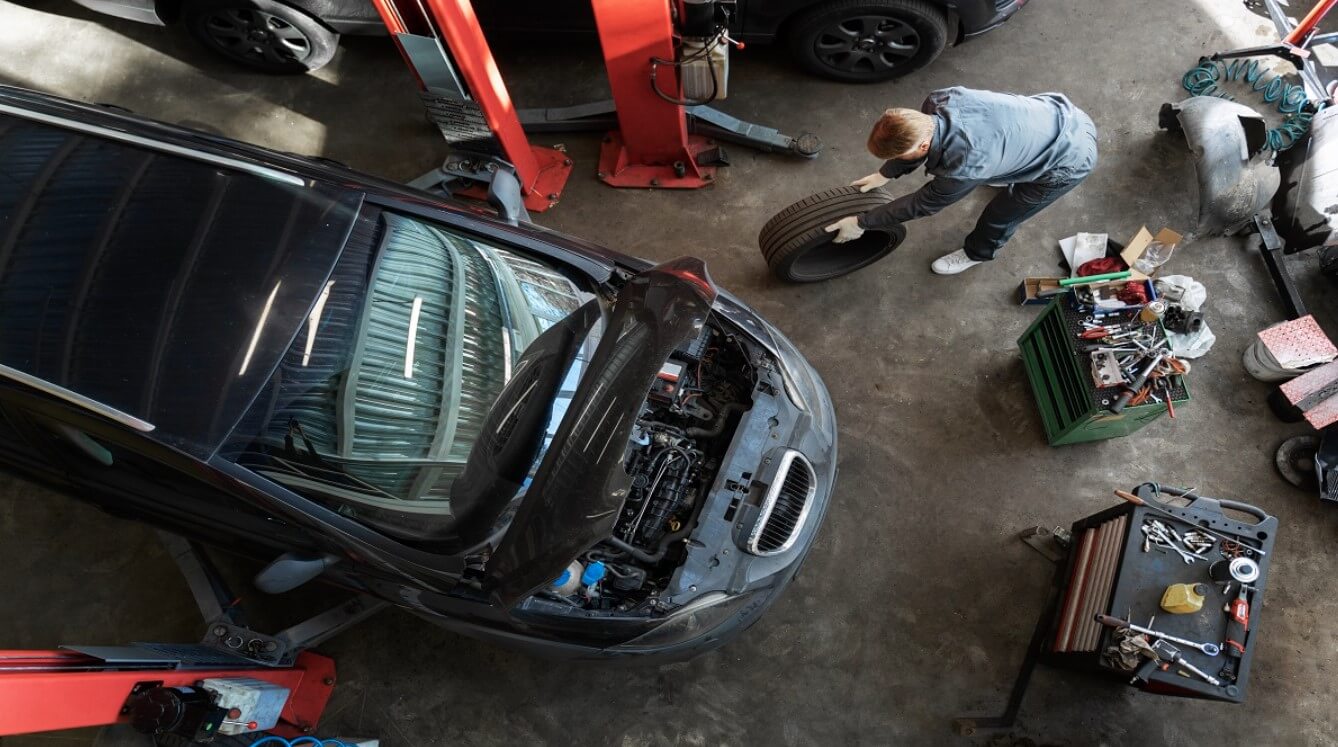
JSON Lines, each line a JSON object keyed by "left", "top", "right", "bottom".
{"left": 867, "top": 108, "right": 935, "bottom": 159}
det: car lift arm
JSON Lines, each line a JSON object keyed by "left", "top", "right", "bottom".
{"left": 0, "top": 534, "right": 383, "bottom": 740}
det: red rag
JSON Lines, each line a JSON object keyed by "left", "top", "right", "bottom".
{"left": 1117, "top": 281, "right": 1149, "bottom": 305}
{"left": 1077, "top": 257, "right": 1125, "bottom": 276}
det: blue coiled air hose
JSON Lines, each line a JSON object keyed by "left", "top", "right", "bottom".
{"left": 1181, "top": 57, "right": 1318, "bottom": 151}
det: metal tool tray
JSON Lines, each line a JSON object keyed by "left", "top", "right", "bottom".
{"left": 1096, "top": 487, "right": 1275, "bottom": 703}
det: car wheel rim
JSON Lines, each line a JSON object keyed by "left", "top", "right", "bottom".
{"left": 813, "top": 15, "right": 919, "bottom": 74}
{"left": 203, "top": 8, "right": 313, "bottom": 65}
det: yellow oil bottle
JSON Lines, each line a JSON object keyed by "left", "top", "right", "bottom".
{"left": 1160, "top": 582, "right": 1207, "bottom": 614}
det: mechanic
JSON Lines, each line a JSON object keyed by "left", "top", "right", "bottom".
{"left": 825, "top": 87, "right": 1098, "bottom": 275}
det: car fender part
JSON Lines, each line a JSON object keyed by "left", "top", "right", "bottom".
{"left": 485, "top": 257, "right": 718, "bottom": 608}
{"left": 1159, "top": 97, "right": 1279, "bottom": 236}
{"left": 758, "top": 186, "right": 906, "bottom": 282}
{"left": 1277, "top": 105, "right": 1338, "bottom": 248}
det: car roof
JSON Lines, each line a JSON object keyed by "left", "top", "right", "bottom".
{"left": 0, "top": 105, "right": 363, "bottom": 458}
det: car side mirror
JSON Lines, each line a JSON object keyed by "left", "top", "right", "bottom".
{"left": 254, "top": 552, "right": 340, "bottom": 594}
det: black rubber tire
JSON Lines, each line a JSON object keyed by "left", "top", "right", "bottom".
{"left": 183, "top": 0, "right": 338, "bottom": 74}
{"left": 785, "top": 0, "right": 948, "bottom": 83}
{"left": 758, "top": 186, "right": 906, "bottom": 282}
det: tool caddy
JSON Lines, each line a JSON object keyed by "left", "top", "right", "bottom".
{"left": 1019, "top": 299, "right": 1190, "bottom": 446}
{"left": 1043, "top": 484, "right": 1275, "bottom": 703}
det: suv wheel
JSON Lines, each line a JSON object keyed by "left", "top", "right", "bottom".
{"left": 786, "top": 0, "right": 948, "bottom": 83}
{"left": 183, "top": 0, "right": 338, "bottom": 74}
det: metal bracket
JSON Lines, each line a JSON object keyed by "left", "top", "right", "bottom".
{"left": 202, "top": 597, "right": 388, "bottom": 668}
{"left": 409, "top": 155, "right": 533, "bottom": 224}
{"left": 518, "top": 101, "right": 821, "bottom": 159}
{"left": 159, "top": 532, "right": 387, "bottom": 667}
{"left": 1255, "top": 211, "right": 1309, "bottom": 319}
{"left": 1018, "top": 526, "right": 1072, "bottom": 563}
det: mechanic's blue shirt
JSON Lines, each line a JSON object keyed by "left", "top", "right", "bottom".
{"left": 858, "top": 87, "right": 1098, "bottom": 229}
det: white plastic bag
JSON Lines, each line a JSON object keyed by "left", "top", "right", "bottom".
{"left": 1169, "top": 322, "right": 1216, "bottom": 359}
{"left": 1156, "top": 275, "right": 1207, "bottom": 312}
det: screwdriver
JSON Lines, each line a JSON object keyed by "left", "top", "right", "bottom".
{"left": 1113, "top": 489, "right": 1268, "bottom": 556}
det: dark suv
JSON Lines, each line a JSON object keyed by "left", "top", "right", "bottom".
{"left": 70, "top": 0, "right": 1026, "bottom": 81}
{"left": 0, "top": 85, "right": 837, "bottom": 661}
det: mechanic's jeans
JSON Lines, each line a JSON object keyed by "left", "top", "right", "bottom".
{"left": 962, "top": 168, "right": 1091, "bottom": 261}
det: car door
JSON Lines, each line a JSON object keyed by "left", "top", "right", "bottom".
{"left": 0, "top": 386, "right": 318, "bottom": 559}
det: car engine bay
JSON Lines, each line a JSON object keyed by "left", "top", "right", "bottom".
{"left": 540, "top": 321, "right": 756, "bottom": 613}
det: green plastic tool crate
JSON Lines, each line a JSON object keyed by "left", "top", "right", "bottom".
{"left": 1018, "top": 300, "right": 1189, "bottom": 446}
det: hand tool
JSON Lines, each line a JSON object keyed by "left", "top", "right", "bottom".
{"left": 1219, "top": 584, "right": 1254, "bottom": 681}
{"left": 1141, "top": 521, "right": 1206, "bottom": 563}
{"left": 1093, "top": 614, "right": 1222, "bottom": 656}
{"left": 1159, "top": 645, "right": 1222, "bottom": 686}
{"left": 1109, "top": 351, "right": 1167, "bottom": 414}
{"left": 1113, "top": 490, "right": 1269, "bottom": 556}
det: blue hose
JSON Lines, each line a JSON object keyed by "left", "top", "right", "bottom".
{"left": 1181, "top": 57, "right": 1318, "bottom": 150}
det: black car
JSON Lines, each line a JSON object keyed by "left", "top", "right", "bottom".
{"left": 0, "top": 85, "right": 837, "bottom": 661}
{"left": 70, "top": 0, "right": 1026, "bottom": 81}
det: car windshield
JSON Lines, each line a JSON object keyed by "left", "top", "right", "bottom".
{"left": 222, "top": 209, "right": 592, "bottom": 539}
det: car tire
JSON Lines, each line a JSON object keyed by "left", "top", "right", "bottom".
{"left": 182, "top": 0, "right": 338, "bottom": 74}
{"left": 786, "top": 0, "right": 948, "bottom": 83}
{"left": 758, "top": 186, "right": 906, "bottom": 282}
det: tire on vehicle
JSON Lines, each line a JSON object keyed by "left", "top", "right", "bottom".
{"left": 183, "top": 0, "right": 338, "bottom": 74}
{"left": 758, "top": 186, "right": 906, "bottom": 282}
{"left": 786, "top": 0, "right": 948, "bottom": 83}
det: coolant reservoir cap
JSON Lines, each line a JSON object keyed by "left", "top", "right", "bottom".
{"left": 553, "top": 570, "right": 571, "bottom": 587}
{"left": 582, "top": 561, "right": 606, "bottom": 586}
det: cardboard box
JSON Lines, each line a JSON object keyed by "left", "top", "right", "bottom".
{"left": 1018, "top": 277, "right": 1066, "bottom": 305}
{"left": 1120, "top": 226, "right": 1183, "bottom": 280}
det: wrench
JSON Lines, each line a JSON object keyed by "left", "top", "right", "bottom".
{"left": 1160, "top": 646, "right": 1222, "bottom": 686}
{"left": 1095, "top": 614, "right": 1221, "bottom": 656}
{"left": 1142, "top": 524, "right": 1198, "bottom": 563}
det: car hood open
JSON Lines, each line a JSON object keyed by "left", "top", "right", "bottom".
{"left": 483, "top": 257, "right": 717, "bottom": 608}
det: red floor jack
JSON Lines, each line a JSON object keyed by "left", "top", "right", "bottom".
{"left": 0, "top": 533, "right": 384, "bottom": 742}
{"left": 370, "top": 0, "right": 819, "bottom": 218}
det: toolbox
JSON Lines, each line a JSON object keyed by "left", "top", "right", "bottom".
{"left": 1042, "top": 485, "right": 1275, "bottom": 703}
{"left": 1018, "top": 299, "right": 1189, "bottom": 446}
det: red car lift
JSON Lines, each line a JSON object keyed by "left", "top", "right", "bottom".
{"left": 369, "top": 0, "right": 574, "bottom": 217}
{"left": 0, "top": 533, "right": 385, "bottom": 741}
{"left": 371, "top": 0, "right": 819, "bottom": 211}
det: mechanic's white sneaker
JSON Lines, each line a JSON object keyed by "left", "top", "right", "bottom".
{"left": 931, "top": 249, "right": 984, "bottom": 275}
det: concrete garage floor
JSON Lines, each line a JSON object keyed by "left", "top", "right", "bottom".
{"left": 5, "top": 0, "right": 1338, "bottom": 744}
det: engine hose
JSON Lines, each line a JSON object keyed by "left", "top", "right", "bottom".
{"left": 684, "top": 402, "right": 746, "bottom": 438}
{"left": 1180, "top": 57, "right": 1319, "bottom": 151}
{"left": 604, "top": 525, "right": 693, "bottom": 564}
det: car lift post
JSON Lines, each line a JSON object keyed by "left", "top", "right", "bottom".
{"left": 591, "top": 0, "right": 718, "bottom": 188}
{"left": 368, "top": 0, "right": 573, "bottom": 218}
{"left": 0, "top": 533, "right": 385, "bottom": 740}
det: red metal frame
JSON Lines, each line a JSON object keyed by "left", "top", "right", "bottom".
{"left": 369, "top": 0, "right": 572, "bottom": 211}
{"left": 591, "top": 0, "right": 716, "bottom": 189}
{"left": 0, "top": 650, "right": 336, "bottom": 737}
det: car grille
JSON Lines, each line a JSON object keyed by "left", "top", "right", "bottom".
{"left": 748, "top": 451, "right": 816, "bottom": 555}
{"left": 995, "top": 0, "right": 1015, "bottom": 11}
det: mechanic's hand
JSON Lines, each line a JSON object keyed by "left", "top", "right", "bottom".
{"left": 824, "top": 216, "right": 865, "bottom": 244}
{"left": 850, "top": 172, "right": 891, "bottom": 193}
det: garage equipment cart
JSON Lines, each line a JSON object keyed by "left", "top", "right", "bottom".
{"left": 955, "top": 483, "right": 1276, "bottom": 735}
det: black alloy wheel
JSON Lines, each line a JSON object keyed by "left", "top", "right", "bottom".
{"left": 184, "top": 0, "right": 338, "bottom": 74}
{"left": 787, "top": 0, "right": 949, "bottom": 83}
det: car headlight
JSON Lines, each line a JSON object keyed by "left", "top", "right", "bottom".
{"left": 614, "top": 589, "right": 771, "bottom": 651}
{"left": 769, "top": 328, "right": 820, "bottom": 413}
